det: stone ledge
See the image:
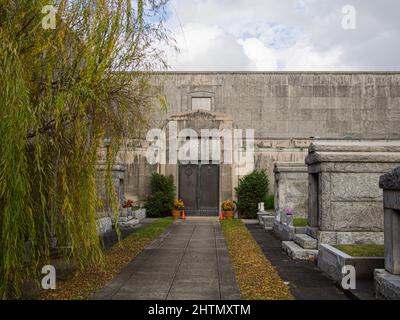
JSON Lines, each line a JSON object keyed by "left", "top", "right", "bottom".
{"left": 318, "top": 231, "right": 384, "bottom": 245}
{"left": 282, "top": 241, "right": 318, "bottom": 260}
{"left": 318, "top": 244, "right": 384, "bottom": 282}
{"left": 294, "top": 234, "right": 318, "bottom": 249}
{"left": 374, "top": 269, "right": 400, "bottom": 300}
{"left": 274, "top": 162, "right": 308, "bottom": 173}
{"left": 118, "top": 219, "right": 140, "bottom": 228}
{"left": 273, "top": 221, "right": 307, "bottom": 241}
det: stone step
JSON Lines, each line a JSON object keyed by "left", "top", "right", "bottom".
{"left": 262, "top": 216, "right": 275, "bottom": 230}
{"left": 294, "top": 234, "right": 318, "bottom": 249}
{"left": 118, "top": 219, "right": 139, "bottom": 228}
{"left": 306, "top": 226, "right": 319, "bottom": 240}
{"left": 282, "top": 241, "right": 318, "bottom": 261}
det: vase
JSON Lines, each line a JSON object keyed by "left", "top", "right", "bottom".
{"left": 223, "top": 210, "right": 234, "bottom": 220}
{"left": 172, "top": 210, "right": 181, "bottom": 220}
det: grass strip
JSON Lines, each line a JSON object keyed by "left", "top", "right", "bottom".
{"left": 334, "top": 244, "right": 384, "bottom": 257}
{"left": 293, "top": 218, "right": 308, "bottom": 227}
{"left": 39, "top": 218, "right": 174, "bottom": 300}
{"left": 221, "top": 219, "right": 293, "bottom": 300}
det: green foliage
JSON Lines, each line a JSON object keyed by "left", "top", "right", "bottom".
{"left": 235, "top": 170, "right": 269, "bottom": 219}
{"left": 145, "top": 173, "right": 176, "bottom": 217}
{"left": 0, "top": 0, "right": 172, "bottom": 299}
{"left": 265, "top": 195, "right": 275, "bottom": 210}
{"left": 293, "top": 218, "right": 308, "bottom": 227}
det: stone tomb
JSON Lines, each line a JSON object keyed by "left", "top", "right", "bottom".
{"left": 305, "top": 140, "right": 400, "bottom": 245}
{"left": 375, "top": 166, "right": 400, "bottom": 299}
{"left": 96, "top": 161, "right": 140, "bottom": 234}
{"left": 274, "top": 162, "right": 308, "bottom": 218}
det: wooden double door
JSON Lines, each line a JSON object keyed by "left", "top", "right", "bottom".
{"left": 179, "top": 162, "right": 219, "bottom": 216}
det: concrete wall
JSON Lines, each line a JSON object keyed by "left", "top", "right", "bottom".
{"left": 125, "top": 72, "right": 400, "bottom": 202}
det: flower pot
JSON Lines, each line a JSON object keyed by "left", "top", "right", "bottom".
{"left": 223, "top": 210, "right": 234, "bottom": 220}
{"left": 172, "top": 210, "right": 181, "bottom": 220}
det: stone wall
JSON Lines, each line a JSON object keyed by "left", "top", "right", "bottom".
{"left": 274, "top": 162, "right": 308, "bottom": 218}
{"left": 305, "top": 140, "right": 400, "bottom": 245}
{"left": 123, "top": 72, "right": 400, "bottom": 202}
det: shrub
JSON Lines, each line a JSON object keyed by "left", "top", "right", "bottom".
{"left": 145, "top": 173, "right": 176, "bottom": 217}
{"left": 235, "top": 170, "right": 269, "bottom": 219}
{"left": 265, "top": 195, "right": 274, "bottom": 210}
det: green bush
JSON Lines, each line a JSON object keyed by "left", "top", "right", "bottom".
{"left": 145, "top": 173, "right": 176, "bottom": 217}
{"left": 235, "top": 170, "right": 269, "bottom": 219}
{"left": 265, "top": 195, "right": 274, "bottom": 210}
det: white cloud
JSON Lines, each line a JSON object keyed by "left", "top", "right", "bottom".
{"left": 166, "top": 24, "right": 252, "bottom": 71}
{"left": 164, "top": 0, "right": 400, "bottom": 71}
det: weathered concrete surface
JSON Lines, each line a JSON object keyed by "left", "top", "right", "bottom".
{"left": 375, "top": 269, "right": 400, "bottom": 300}
{"left": 92, "top": 219, "right": 240, "bottom": 300}
{"left": 121, "top": 72, "right": 400, "bottom": 203}
{"left": 274, "top": 162, "right": 308, "bottom": 218}
{"left": 282, "top": 241, "right": 318, "bottom": 260}
{"left": 318, "top": 244, "right": 384, "bottom": 281}
{"left": 294, "top": 234, "right": 318, "bottom": 249}
{"left": 306, "top": 140, "right": 400, "bottom": 244}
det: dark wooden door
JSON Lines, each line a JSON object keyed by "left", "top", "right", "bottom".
{"left": 179, "top": 162, "right": 219, "bottom": 216}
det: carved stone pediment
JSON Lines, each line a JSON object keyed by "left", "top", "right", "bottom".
{"left": 168, "top": 110, "right": 232, "bottom": 122}
{"left": 167, "top": 110, "right": 233, "bottom": 132}
{"left": 380, "top": 166, "right": 400, "bottom": 190}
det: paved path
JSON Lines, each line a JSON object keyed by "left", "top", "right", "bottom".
{"left": 92, "top": 218, "right": 241, "bottom": 300}
{"left": 245, "top": 223, "right": 350, "bottom": 300}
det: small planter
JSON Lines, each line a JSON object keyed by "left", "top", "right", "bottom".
{"left": 172, "top": 210, "right": 181, "bottom": 220}
{"left": 223, "top": 210, "right": 234, "bottom": 220}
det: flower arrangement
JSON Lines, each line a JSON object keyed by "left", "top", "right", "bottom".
{"left": 221, "top": 200, "right": 235, "bottom": 211}
{"left": 284, "top": 208, "right": 295, "bottom": 216}
{"left": 174, "top": 199, "right": 185, "bottom": 210}
{"left": 123, "top": 199, "right": 134, "bottom": 208}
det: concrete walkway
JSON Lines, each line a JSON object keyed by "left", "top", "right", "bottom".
{"left": 246, "top": 223, "right": 350, "bottom": 300}
{"left": 92, "top": 218, "right": 241, "bottom": 300}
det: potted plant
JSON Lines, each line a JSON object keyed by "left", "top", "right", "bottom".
{"left": 172, "top": 199, "right": 184, "bottom": 220}
{"left": 123, "top": 199, "right": 134, "bottom": 209}
{"left": 221, "top": 200, "right": 235, "bottom": 219}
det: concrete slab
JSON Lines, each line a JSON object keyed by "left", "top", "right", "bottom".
{"left": 92, "top": 219, "right": 240, "bottom": 300}
{"left": 245, "top": 223, "right": 349, "bottom": 300}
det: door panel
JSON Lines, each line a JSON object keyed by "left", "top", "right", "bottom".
{"left": 199, "top": 164, "right": 219, "bottom": 214}
{"left": 179, "top": 162, "right": 219, "bottom": 216}
{"left": 179, "top": 164, "right": 198, "bottom": 213}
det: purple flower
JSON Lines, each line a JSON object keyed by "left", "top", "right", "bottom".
{"left": 284, "top": 208, "right": 295, "bottom": 216}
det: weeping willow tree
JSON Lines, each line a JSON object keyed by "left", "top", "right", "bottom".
{"left": 0, "top": 0, "right": 173, "bottom": 299}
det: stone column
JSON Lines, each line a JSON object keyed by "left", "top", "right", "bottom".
{"left": 379, "top": 167, "right": 400, "bottom": 274}
{"left": 375, "top": 166, "right": 400, "bottom": 299}
{"left": 273, "top": 162, "right": 308, "bottom": 218}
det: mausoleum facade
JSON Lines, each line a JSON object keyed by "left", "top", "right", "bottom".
{"left": 119, "top": 72, "right": 400, "bottom": 216}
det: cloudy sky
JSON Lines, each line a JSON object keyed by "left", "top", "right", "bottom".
{"left": 162, "top": 0, "right": 400, "bottom": 71}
